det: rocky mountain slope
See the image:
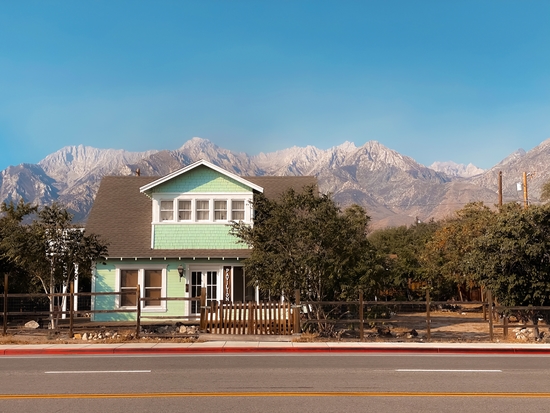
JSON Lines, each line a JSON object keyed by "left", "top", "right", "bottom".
{"left": 1, "top": 137, "right": 548, "bottom": 228}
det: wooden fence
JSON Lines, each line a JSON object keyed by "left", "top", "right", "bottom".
{"left": 206, "top": 300, "right": 295, "bottom": 335}
{"left": 1, "top": 275, "right": 204, "bottom": 339}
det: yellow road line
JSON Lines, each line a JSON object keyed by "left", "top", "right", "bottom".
{"left": 2, "top": 392, "right": 550, "bottom": 399}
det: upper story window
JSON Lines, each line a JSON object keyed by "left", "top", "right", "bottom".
{"left": 196, "top": 200, "right": 210, "bottom": 221}
{"left": 154, "top": 196, "right": 251, "bottom": 224}
{"left": 178, "top": 200, "right": 191, "bottom": 220}
{"left": 232, "top": 200, "right": 245, "bottom": 221}
{"left": 214, "top": 201, "right": 227, "bottom": 221}
{"left": 160, "top": 201, "right": 174, "bottom": 221}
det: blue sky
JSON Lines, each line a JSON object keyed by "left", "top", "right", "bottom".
{"left": 0, "top": 0, "right": 549, "bottom": 171}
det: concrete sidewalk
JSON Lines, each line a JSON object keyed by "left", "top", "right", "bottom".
{"left": 2, "top": 340, "right": 550, "bottom": 356}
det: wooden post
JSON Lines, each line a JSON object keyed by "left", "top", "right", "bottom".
{"left": 199, "top": 287, "right": 207, "bottom": 331}
{"left": 3, "top": 274, "right": 8, "bottom": 336}
{"left": 503, "top": 316, "right": 508, "bottom": 339}
{"left": 359, "top": 289, "right": 364, "bottom": 341}
{"left": 426, "top": 287, "right": 431, "bottom": 341}
{"left": 135, "top": 284, "right": 141, "bottom": 339}
{"left": 245, "top": 301, "right": 250, "bottom": 334}
{"left": 294, "top": 289, "right": 301, "bottom": 334}
{"left": 69, "top": 282, "right": 74, "bottom": 338}
{"left": 487, "top": 290, "right": 493, "bottom": 341}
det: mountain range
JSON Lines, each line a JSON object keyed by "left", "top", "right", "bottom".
{"left": 1, "top": 137, "right": 549, "bottom": 229}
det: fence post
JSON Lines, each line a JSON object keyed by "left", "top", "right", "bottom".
{"left": 503, "top": 316, "right": 508, "bottom": 339}
{"left": 135, "top": 284, "right": 141, "bottom": 339}
{"left": 3, "top": 273, "right": 7, "bottom": 336}
{"left": 199, "top": 287, "right": 207, "bottom": 331}
{"left": 487, "top": 290, "right": 493, "bottom": 341}
{"left": 69, "top": 281, "right": 74, "bottom": 338}
{"left": 425, "top": 287, "right": 431, "bottom": 342}
{"left": 294, "top": 289, "right": 301, "bottom": 334}
{"left": 359, "top": 289, "right": 364, "bottom": 341}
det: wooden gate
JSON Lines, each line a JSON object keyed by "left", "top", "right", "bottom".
{"left": 206, "top": 301, "right": 295, "bottom": 335}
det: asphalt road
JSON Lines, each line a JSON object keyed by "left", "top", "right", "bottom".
{"left": 1, "top": 353, "right": 550, "bottom": 412}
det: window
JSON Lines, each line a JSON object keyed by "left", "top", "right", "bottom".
{"left": 156, "top": 197, "right": 249, "bottom": 223}
{"left": 144, "top": 269, "right": 162, "bottom": 306}
{"left": 117, "top": 267, "right": 166, "bottom": 310}
{"left": 231, "top": 200, "right": 245, "bottom": 221}
{"left": 178, "top": 200, "right": 191, "bottom": 220}
{"left": 214, "top": 200, "right": 227, "bottom": 221}
{"left": 160, "top": 201, "right": 174, "bottom": 221}
{"left": 196, "top": 200, "right": 209, "bottom": 221}
{"left": 120, "top": 270, "right": 138, "bottom": 307}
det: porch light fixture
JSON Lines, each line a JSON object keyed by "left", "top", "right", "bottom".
{"left": 177, "top": 264, "right": 185, "bottom": 282}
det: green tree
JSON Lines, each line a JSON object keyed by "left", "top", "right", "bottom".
{"left": 422, "top": 202, "right": 496, "bottom": 300}
{"left": 0, "top": 200, "right": 40, "bottom": 293}
{"left": 369, "top": 220, "right": 439, "bottom": 300}
{"left": 231, "top": 187, "right": 378, "bottom": 334}
{"left": 1, "top": 202, "right": 108, "bottom": 327}
{"left": 466, "top": 203, "right": 550, "bottom": 337}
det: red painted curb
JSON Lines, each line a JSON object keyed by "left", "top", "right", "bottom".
{"left": 2, "top": 346, "right": 550, "bottom": 356}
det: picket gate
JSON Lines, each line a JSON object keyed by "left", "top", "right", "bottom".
{"left": 206, "top": 301, "right": 295, "bottom": 335}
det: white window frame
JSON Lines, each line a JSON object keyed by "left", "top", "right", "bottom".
{"left": 115, "top": 265, "right": 168, "bottom": 312}
{"left": 178, "top": 200, "right": 192, "bottom": 221}
{"left": 160, "top": 200, "right": 174, "bottom": 222}
{"left": 214, "top": 199, "right": 228, "bottom": 222}
{"left": 230, "top": 199, "right": 245, "bottom": 221}
{"left": 152, "top": 193, "right": 253, "bottom": 224}
{"left": 195, "top": 199, "right": 210, "bottom": 221}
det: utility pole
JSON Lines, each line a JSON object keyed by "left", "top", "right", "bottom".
{"left": 498, "top": 171, "right": 503, "bottom": 207}
{"left": 523, "top": 172, "right": 529, "bottom": 209}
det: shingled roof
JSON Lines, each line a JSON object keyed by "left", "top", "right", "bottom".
{"left": 85, "top": 174, "right": 317, "bottom": 259}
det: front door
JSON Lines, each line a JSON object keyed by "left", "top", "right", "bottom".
{"left": 190, "top": 270, "right": 218, "bottom": 315}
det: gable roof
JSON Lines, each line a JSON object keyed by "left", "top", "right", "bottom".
{"left": 86, "top": 172, "right": 318, "bottom": 260}
{"left": 139, "top": 159, "right": 264, "bottom": 194}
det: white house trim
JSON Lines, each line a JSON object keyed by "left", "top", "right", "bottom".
{"left": 139, "top": 159, "right": 264, "bottom": 194}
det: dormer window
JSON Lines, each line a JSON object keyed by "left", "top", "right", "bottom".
{"left": 160, "top": 201, "right": 174, "bottom": 221}
{"left": 214, "top": 201, "right": 227, "bottom": 221}
{"left": 232, "top": 200, "right": 245, "bottom": 221}
{"left": 196, "top": 200, "right": 210, "bottom": 221}
{"left": 155, "top": 196, "right": 252, "bottom": 223}
{"left": 178, "top": 200, "right": 191, "bottom": 220}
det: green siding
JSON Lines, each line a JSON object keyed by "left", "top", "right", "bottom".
{"left": 150, "top": 166, "right": 252, "bottom": 194}
{"left": 153, "top": 224, "right": 249, "bottom": 249}
{"left": 93, "top": 264, "right": 125, "bottom": 322}
{"left": 92, "top": 259, "right": 241, "bottom": 322}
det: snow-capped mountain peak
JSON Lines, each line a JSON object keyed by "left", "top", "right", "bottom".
{"left": 429, "top": 161, "right": 485, "bottom": 178}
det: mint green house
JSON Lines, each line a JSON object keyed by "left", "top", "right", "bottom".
{"left": 85, "top": 159, "right": 316, "bottom": 322}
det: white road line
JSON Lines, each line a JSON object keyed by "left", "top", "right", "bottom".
{"left": 396, "top": 369, "right": 502, "bottom": 372}
{"left": 45, "top": 370, "right": 151, "bottom": 374}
